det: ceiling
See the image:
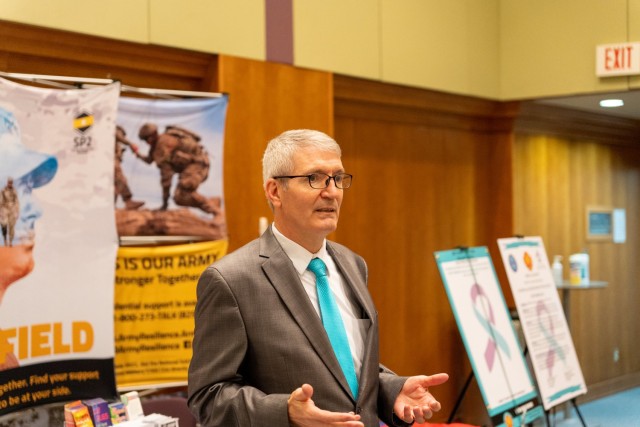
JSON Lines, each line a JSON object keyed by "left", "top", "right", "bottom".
{"left": 534, "top": 89, "right": 640, "bottom": 120}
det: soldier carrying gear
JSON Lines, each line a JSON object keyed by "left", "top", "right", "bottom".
{"left": 164, "top": 125, "right": 208, "bottom": 171}
{"left": 114, "top": 126, "right": 145, "bottom": 210}
{"left": 0, "top": 177, "right": 19, "bottom": 247}
{"left": 136, "top": 123, "right": 215, "bottom": 214}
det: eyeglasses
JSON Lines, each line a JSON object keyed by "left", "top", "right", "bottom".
{"left": 273, "top": 173, "right": 353, "bottom": 189}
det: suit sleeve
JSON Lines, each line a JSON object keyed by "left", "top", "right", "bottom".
{"left": 187, "top": 266, "right": 290, "bottom": 427}
{"left": 377, "top": 365, "right": 413, "bottom": 427}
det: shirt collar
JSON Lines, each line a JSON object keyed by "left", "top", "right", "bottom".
{"left": 272, "top": 223, "right": 328, "bottom": 276}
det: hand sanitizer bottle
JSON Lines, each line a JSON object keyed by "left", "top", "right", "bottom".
{"left": 569, "top": 251, "right": 590, "bottom": 285}
{"left": 552, "top": 255, "right": 563, "bottom": 287}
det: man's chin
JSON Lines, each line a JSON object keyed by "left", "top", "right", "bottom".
{"left": 315, "top": 219, "right": 339, "bottom": 235}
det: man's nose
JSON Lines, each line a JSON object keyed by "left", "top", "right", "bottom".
{"left": 320, "top": 180, "right": 341, "bottom": 196}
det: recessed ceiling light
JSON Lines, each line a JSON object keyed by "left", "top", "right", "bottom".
{"left": 600, "top": 99, "right": 624, "bottom": 108}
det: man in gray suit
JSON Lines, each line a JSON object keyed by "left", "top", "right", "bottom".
{"left": 188, "top": 129, "right": 448, "bottom": 426}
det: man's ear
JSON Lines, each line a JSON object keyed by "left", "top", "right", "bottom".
{"left": 265, "top": 179, "right": 282, "bottom": 208}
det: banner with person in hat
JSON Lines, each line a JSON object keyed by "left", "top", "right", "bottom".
{"left": 0, "top": 77, "right": 120, "bottom": 415}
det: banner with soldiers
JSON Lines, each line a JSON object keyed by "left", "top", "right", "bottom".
{"left": 115, "top": 96, "right": 229, "bottom": 241}
{"left": 113, "top": 96, "right": 229, "bottom": 390}
{"left": 0, "top": 77, "right": 120, "bottom": 415}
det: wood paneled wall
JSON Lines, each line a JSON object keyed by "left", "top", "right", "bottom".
{"left": 333, "top": 76, "right": 517, "bottom": 422}
{"left": 216, "top": 55, "right": 333, "bottom": 251}
{"left": 0, "top": 20, "right": 218, "bottom": 93}
{"left": 514, "top": 103, "right": 640, "bottom": 401}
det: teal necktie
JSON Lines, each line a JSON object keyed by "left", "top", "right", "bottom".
{"left": 308, "top": 257, "right": 359, "bottom": 399}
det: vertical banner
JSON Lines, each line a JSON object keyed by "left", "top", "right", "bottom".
{"left": 434, "top": 247, "right": 544, "bottom": 427}
{"left": 114, "top": 240, "right": 228, "bottom": 389}
{"left": 115, "top": 96, "right": 228, "bottom": 240}
{"left": 113, "top": 95, "right": 229, "bottom": 389}
{"left": 0, "top": 78, "right": 120, "bottom": 414}
{"left": 497, "top": 237, "right": 587, "bottom": 410}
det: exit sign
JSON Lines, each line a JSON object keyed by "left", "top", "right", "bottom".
{"left": 596, "top": 42, "right": 640, "bottom": 77}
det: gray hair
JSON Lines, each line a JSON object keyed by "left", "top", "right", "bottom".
{"left": 262, "top": 129, "right": 341, "bottom": 188}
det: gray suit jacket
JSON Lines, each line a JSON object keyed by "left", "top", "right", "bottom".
{"left": 188, "top": 227, "right": 409, "bottom": 426}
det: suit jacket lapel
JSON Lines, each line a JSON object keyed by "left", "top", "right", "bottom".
{"left": 327, "top": 243, "right": 376, "bottom": 322}
{"left": 259, "top": 229, "right": 353, "bottom": 398}
{"left": 328, "top": 242, "right": 378, "bottom": 399}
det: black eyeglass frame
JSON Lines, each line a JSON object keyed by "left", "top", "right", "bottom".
{"left": 273, "top": 173, "right": 353, "bottom": 189}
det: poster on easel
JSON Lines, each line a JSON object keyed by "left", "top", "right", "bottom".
{"left": 497, "top": 237, "right": 587, "bottom": 410}
{"left": 434, "top": 247, "right": 544, "bottom": 427}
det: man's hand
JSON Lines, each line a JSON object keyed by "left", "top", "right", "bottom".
{"left": 393, "top": 373, "right": 449, "bottom": 424}
{"left": 288, "top": 384, "right": 364, "bottom": 427}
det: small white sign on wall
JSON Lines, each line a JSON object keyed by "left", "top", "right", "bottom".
{"left": 613, "top": 208, "right": 626, "bottom": 243}
{"left": 596, "top": 42, "right": 640, "bottom": 77}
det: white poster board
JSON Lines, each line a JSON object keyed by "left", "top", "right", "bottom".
{"left": 435, "top": 247, "right": 543, "bottom": 427}
{"left": 497, "top": 237, "right": 587, "bottom": 410}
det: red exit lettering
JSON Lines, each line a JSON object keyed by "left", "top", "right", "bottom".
{"left": 605, "top": 46, "right": 634, "bottom": 70}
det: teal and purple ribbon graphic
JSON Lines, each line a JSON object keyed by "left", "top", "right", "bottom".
{"left": 536, "top": 300, "right": 565, "bottom": 378}
{"left": 471, "top": 283, "right": 512, "bottom": 371}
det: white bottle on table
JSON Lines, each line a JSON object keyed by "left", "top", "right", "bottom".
{"left": 552, "top": 255, "right": 563, "bottom": 287}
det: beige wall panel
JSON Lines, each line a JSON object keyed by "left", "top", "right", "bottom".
{"left": 4, "top": 1, "right": 639, "bottom": 101}
{"left": 0, "top": 0, "right": 149, "bottom": 42}
{"left": 150, "top": 0, "right": 265, "bottom": 60}
{"left": 380, "top": 0, "right": 500, "bottom": 98}
{"left": 500, "top": 0, "right": 630, "bottom": 99}
{"left": 629, "top": 0, "right": 640, "bottom": 89}
{"left": 631, "top": 0, "right": 640, "bottom": 39}
{"left": 294, "top": 0, "right": 380, "bottom": 80}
